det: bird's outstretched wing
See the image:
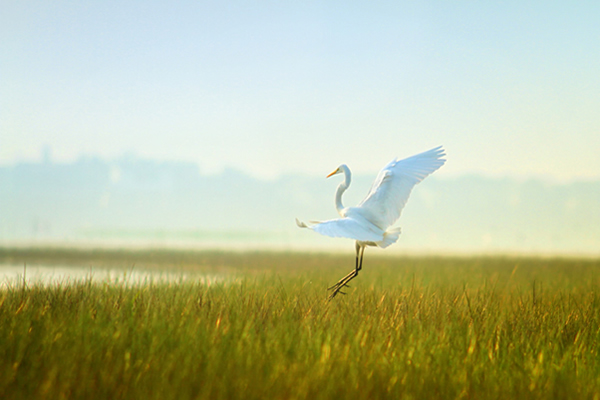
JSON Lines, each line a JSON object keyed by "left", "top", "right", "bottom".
{"left": 358, "top": 146, "right": 446, "bottom": 230}
{"left": 296, "top": 218, "right": 383, "bottom": 242}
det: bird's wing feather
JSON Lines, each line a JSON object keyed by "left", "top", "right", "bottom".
{"left": 310, "top": 218, "right": 383, "bottom": 242}
{"left": 358, "top": 146, "right": 446, "bottom": 229}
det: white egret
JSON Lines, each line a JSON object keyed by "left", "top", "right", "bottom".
{"left": 296, "top": 146, "right": 446, "bottom": 299}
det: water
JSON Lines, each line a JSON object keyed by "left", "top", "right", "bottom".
{"left": 0, "top": 264, "right": 225, "bottom": 288}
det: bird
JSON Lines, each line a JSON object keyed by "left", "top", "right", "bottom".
{"left": 296, "top": 146, "right": 446, "bottom": 299}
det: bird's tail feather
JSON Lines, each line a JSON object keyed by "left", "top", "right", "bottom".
{"left": 377, "top": 227, "right": 401, "bottom": 248}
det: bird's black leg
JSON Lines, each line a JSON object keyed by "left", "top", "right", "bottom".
{"left": 357, "top": 244, "right": 365, "bottom": 272}
{"left": 327, "top": 242, "right": 365, "bottom": 300}
{"left": 327, "top": 269, "right": 356, "bottom": 293}
{"left": 328, "top": 242, "right": 361, "bottom": 291}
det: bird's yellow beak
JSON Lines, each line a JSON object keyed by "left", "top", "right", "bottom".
{"left": 326, "top": 168, "right": 339, "bottom": 178}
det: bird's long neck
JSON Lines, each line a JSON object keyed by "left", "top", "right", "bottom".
{"left": 334, "top": 165, "right": 351, "bottom": 216}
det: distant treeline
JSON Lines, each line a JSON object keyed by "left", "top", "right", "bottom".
{"left": 1, "top": 156, "right": 599, "bottom": 254}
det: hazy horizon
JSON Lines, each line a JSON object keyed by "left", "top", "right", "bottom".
{"left": 2, "top": 152, "right": 599, "bottom": 256}
{"left": 3, "top": 145, "right": 600, "bottom": 185}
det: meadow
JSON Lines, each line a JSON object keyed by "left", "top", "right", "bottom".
{"left": 1, "top": 247, "right": 599, "bottom": 399}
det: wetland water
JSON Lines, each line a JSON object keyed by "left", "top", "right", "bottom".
{"left": 0, "top": 264, "right": 224, "bottom": 288}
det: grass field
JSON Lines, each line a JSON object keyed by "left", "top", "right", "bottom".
{"left": 1, "top": 247, "right": 599, "bottom": 399}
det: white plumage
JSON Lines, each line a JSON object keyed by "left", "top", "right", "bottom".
{"left": 296, "top": 146, "right": 446, "bottom": 299}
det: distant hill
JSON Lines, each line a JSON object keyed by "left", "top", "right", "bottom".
{"left": 1, "top": 156, "right": 599, "bottom": 255}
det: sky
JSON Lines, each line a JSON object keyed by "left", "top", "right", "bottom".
{"left": 2, "top": 1, "right": 599, "bottom": 180}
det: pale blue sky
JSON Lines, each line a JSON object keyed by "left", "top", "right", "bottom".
{"left": 2, "top": 1, "right": 599, "bottom": 179}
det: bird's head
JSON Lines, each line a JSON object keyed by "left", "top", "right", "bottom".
{"left": 326, "top": 164, "right": 347, "bottom": 178}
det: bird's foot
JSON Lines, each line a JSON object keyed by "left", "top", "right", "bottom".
{"left": 328, "top": 283, "right": 350, "bottom": 300}
{"left": 327, "top": 270, "right": 358, "bottom": 300}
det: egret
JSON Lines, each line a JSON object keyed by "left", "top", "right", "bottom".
{"left": 296, "top": 146, "right": 446, "bottom": 299}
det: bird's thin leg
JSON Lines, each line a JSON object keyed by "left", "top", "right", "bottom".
{"left": 327, "top": 270, "right": 357, "bottom": 300}
{"left": 327, "top": 269, "right": 357, "bottom": 292}
{"left": 328, "top": 242, "right": 361, "bottom": 291}
{"left": 327, "top": 243, "right": 364, "bottom": 299}
{"left": 357, "top": 244, "right": 365, "bottom": 272}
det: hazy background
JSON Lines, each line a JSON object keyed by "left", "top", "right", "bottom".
{"left": 2, "top": 2, "right": 599, "bottom": 255}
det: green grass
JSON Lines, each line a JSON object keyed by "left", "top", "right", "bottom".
{"left": 1, "top": 248, "right": 599, "bottom": 399}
